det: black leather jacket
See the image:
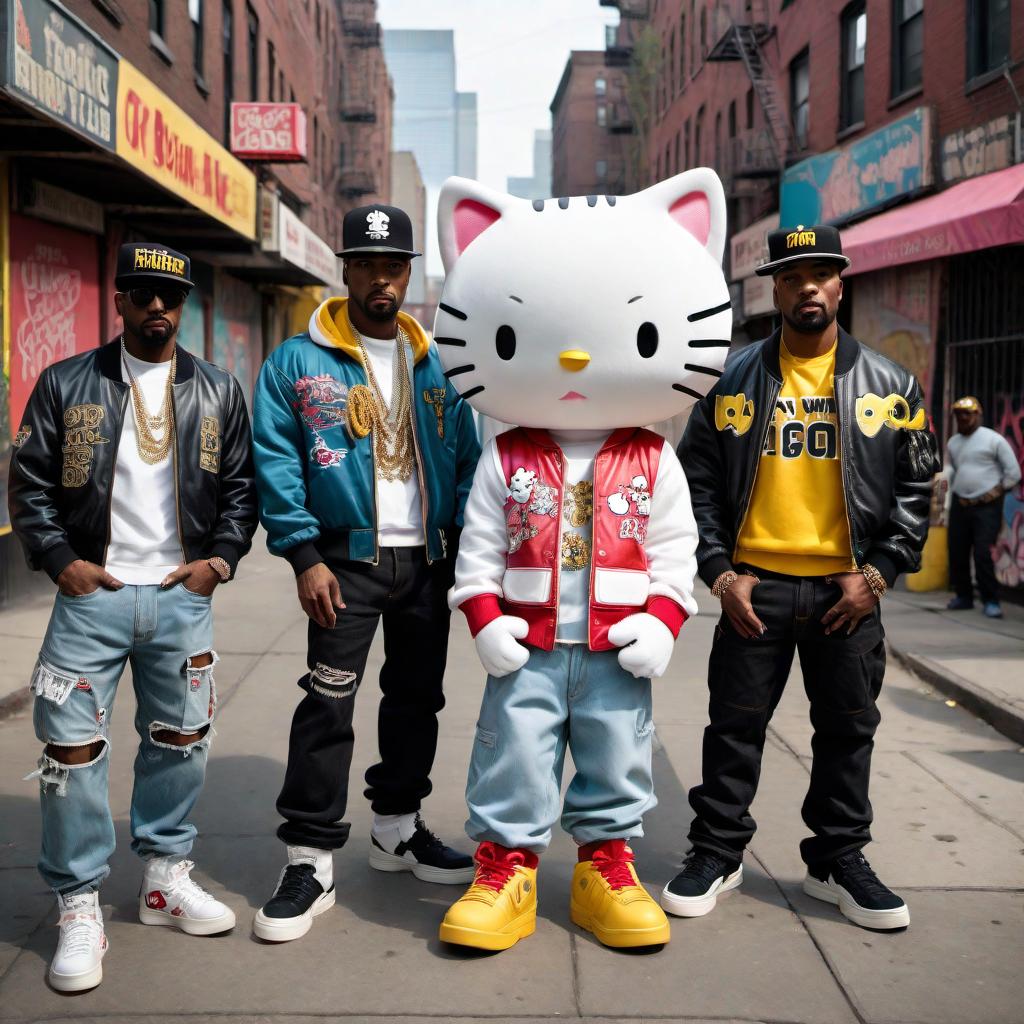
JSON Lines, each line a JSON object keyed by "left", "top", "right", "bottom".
{"left": 8, "top": 339, "right": 257, "bottom": 582}
{"left": 678, "top": 327, "right": 939, "bottom": 588}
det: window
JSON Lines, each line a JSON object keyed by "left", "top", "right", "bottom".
{"left": 316, "top": 1, "right": 322, "bottom": 40}
{"left": 684, "top": 119, "right": 691, "bottom": 167}
{"left": 679, "top": 14, "right": 686, "bottom": 83}
{"left": 279, "top": 70, "right": 286, "bottom": 101}
{"left": 695, "top": 105, "right": 704, "bottom": 164}
{"left": 967, "top": 0, "right": 1010, "bottom": 81}
{"left": 597, "top": 104, "right": 607, "bottom": 127}
{"left": 714, "top": 110, "right": 722, "bottom": 165}
{"left": 728, "top": 99, "right": 736, "bottom": 139}
{"left": 746, "top": 87, "right": 754, "bottom": 129}
{"left": 669, "top": 31, "right": 676, "bottom": 96}
{"left": 700, "top": 7, "right": 707, "bottom": 61}
{"left": 189, "top": 0, "right": 203, "bottom": 75}
{"left": 267, "top": 40, "right": 275, "bottom": 100}
{"left": 313, "top": 114, "right": 319, "bottom": 180}
{"left": 790, "top": 48, "right": 810, "bottom": 149}
{"left": 246, "top": 4, "right": 258, "bottom": 100}
{"left": 666, "top": 142, "right": 672, "bottom": 176}
{"left": 595, "top": 76, "right": 607, "bottom": 97}
{"left": 892, "top": 0, "right": 923, "bottom": 96}
{"left": 840, "top": 3, "right": 866, "bottom": 130}
{"left": 674, "top": 131, "right": 681, "bottom": 174}
{"left": 222, "top": 0, "right": 233, "bottom": 141}
{"left": 605, "top": 24, "right": 617, "bottom": 48}
{"left": 149, "top": 0, "right": 165, "bottom": 37}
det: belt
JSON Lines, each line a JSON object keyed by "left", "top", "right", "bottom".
{"left": 956, "top": 493, "right": 1000, "bottom": 507}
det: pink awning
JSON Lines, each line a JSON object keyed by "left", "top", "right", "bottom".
{"left": 841, "top": 163, "right": 1024, "bottom": 276}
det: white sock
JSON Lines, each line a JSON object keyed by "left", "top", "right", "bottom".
{"left": 286, "top": 845, "right": 333, "bottom": 890}
{"left": 372, "top": 812, "right": 418, "bottom": 845}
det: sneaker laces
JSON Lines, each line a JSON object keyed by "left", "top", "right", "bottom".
{"left": 412, "top": 814, "right": 445, "bottom": 851}
{"left": 162, "top": 860, "right": 220, "bottom": 915}
{"left": 468, "top": 842, "right": 527, "bottom": 896}
{"left": 589, "top": 841, "right": 637, "bottom": 891}
{"left": 57, "top": 908, "right": 102, "bottom": 958}
{"left": 680, "top": 848, "right": 734, "bottom": 886}
{"left": 274, "top": 863, "right": 323, "bottom": 903}
{"left": 834, "top": 851, "right": 890, "bottom": 899}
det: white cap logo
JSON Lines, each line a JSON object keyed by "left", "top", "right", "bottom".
{"left": 366, "top": 210, "right": 390, "bottom": 240}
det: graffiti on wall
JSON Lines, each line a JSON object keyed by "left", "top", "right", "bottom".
{"left": 212, "top": 270, "right": 261, "bottom": 403}
{"left": 992, "top": 395, "right": 1024, "bottom": 589}
{"left": 941, "top": 115, "right": 1018, "bottom": 184}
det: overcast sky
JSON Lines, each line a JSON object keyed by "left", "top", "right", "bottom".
{"left": 377, "top": 0, "right": 618, "bottom": 192}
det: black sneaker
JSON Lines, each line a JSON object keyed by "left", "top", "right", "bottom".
{"left": 252, "top": 863, "right": 335, "bottom": 942}
{"left": 369, "top": 814, "right": 475, "bottom": 884}
{"left": 659, "top": 848, "right": 742, "bottom": 918}
{"left": 804, "top": 850, "right": 909, "bottom": 930}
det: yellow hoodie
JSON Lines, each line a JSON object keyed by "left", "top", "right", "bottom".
{"left": 310, "top": 297, "right": 430, "bottom": 365}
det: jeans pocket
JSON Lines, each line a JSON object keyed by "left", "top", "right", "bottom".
{"left": 471, "top": 725, "right": 498, "bottom": 772}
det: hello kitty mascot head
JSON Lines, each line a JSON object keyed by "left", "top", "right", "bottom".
{"left": 435, "top": 171, "right": 732, "bottom": 955}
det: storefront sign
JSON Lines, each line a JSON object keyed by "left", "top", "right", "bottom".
{"left": 2, "top": 0, "right": 118, "bottom": 150}
{"left": 18, "top": 179, "right": 103, "bottom": 234}
{"left": 115, "top": 60, "right": 256, "bottom": 239}
{"left": 261, "top": 191, "right": 340, "bottom": 289}
{"left": 780, "top": 107, "right": 934, "bottom": 228}
{"left": 941, "top": 114, "right": 1019, "bottom": 184}
{"left": 742, "top": 274, "right": 776, "bottom": 319}
{"left": 8, "top": 214, "right": 100, "bottom": 434}
{"left": 230, "top": 102, "right": 307, "bottom": 161}
{"left": 730, "top": 214, "right": 777, "bottom": 281}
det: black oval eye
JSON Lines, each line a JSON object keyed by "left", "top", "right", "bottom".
{"left": 496, "top": 325, "right": 516, "bottom": 360}
{"left": 637, "top": 322, "right": 658, "bottom": 358}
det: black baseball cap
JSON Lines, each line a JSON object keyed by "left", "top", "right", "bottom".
{"left": 755, "top": 224, "right": 851, "bottom": 276}
{"left": 115, "top": 242, "right": 194, "bottom": 290}
{"left": 336, "top": 204, "right": 420, "bottom": 258}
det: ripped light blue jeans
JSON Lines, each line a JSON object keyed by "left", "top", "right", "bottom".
{"left": 29, "top": 585, "right": 216, "bottom": 895}
{"left": 465, "top": 644, "right": 655, "bottom": 855}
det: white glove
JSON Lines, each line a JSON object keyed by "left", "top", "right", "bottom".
{"left": 607, "top": 612, "right": 675, "bottom": 679}
{"left": 474, "top": 615, "right": 530, "bottom": 678}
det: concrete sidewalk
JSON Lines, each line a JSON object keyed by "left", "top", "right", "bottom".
{"left": 886, "top": 587, "right": 1024, "bottom": 745}
{"left": 0, "top": 542, "right": 1022, "bottom": 1024}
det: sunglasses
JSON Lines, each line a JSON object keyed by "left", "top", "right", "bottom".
{"left": 126, "top": 286, "right": 187, "bottom": 310}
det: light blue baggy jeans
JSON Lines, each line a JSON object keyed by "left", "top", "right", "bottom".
{"left": 28, "top": 584, "right": 216, "bottom": 895}
{"left": 465, "top": 644, "right": 656, "bottom": 854}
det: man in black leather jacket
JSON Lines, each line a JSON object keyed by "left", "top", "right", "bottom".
{"left": 8, "top": 243, "right": 256, "bottom": 993}
{"left": 660, "top": 226, "right": 937, "bottom": 933}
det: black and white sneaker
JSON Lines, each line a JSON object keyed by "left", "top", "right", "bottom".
{"left": 803, "top": 850, "right": 909, "bottom": 930}
{"left": 369, "top": 814, "right": 475, "bottom": 884}
{"left": 253, "top": 859, "right": 335, "bottom": 942}
{"left": 660, "top": 848, "right": 743, "bottom": 918}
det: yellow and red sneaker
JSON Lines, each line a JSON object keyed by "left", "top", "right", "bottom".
{"left": 438, "top": 842, "right": 538, "bottom": 951}
{"left": 570, "top": 839, "right": 670, "bottom": 948}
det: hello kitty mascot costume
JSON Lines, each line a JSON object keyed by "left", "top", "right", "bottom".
{"left": 434, "top": 170, "right": 731, "bottom": 952}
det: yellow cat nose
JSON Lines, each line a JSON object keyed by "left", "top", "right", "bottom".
{"left": 559, "top": 349, "right": 591, "bottom": 372}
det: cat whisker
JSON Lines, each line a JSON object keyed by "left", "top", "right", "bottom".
{"left": 687, "top": 299, "right": 732, "bottom": 323}
{"left": 684, "top": 363, "right": 723, "bottom": 378}
{"left": 434, "top": 336, "right": 467, "bottom": 347}
{"left": 439, "top": 302, "right": 468, "bottom": 321}
{"left": 687, "top": 338, "right": 731, "bottom": 348}
{"left": 673, "top": 384, "right": 704, "bottom": 400}
{"left": 460, "top": 385, "right": 486, "bottom": 400}
{"left": 444, "top": 364, "right": 476, "bottom": 379}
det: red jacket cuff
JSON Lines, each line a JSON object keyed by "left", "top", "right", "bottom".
{"left": 460, "top": 593, "right": 504, "bottom": 637}
{"left": 645, "top": 596, "right": 688, "bottom": 638}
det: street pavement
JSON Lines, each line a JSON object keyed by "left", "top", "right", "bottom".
{"left": 0, "top": 540, "right": 1021, "bottom": 1024}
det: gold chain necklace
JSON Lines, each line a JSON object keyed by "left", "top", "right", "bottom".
{"left": 121, "top": 338, "right": 176, "bottom": 465}
{"left": 347, "top": 322, "right": 415, "bottom": 482}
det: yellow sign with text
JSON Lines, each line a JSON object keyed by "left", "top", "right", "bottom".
{"left": 115, "top": 61, "right": 256, "bottom": 240}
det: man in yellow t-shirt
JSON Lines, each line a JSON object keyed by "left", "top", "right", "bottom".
{"left": 666, "top": 224, "right": 937, "bottom": 934}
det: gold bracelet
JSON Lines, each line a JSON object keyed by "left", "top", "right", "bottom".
{"left": 208, "top": 556, "right": 232, "bottom": 582}
{"left": 861, "top": 563, "right": 886, "bottom": 600}
{"left": 711, "top": 571, "right": 738, "bottom": 599}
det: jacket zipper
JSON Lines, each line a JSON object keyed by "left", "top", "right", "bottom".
{"left": 733, "top": 375, "right": 781, "bottom": 552}
{"left": 361, "top": 351, "right": 381, "bottom": 567}
{"left": 587, "top": 450, "right": 600, "bottom": 649}
{"left": 835, "top": 371, "right": 861, "bottom": 565}
{"left": 101, "top": 385, "right": 130, "bottom": 567}
{"left": 552, "top": 445, "right": 566, "bottom": 641}
{"left": 171, "top": 385, "right": 186, "bottom": 564}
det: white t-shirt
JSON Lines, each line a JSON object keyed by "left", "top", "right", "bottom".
{"left": 359, "top": 334, "right": 424, "bottom": 547}
{"left": 105, "top": 350, "right": 182, "bottom": 584}
{"left": 548, "top": 430, "right": 610, "bottom": 643}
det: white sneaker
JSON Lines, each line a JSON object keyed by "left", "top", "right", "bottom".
{"left": 139, "top": 856, "right": 236, "bottom": 935}
{"left": 49, "top": 891, "right": 107, "bottom": 993}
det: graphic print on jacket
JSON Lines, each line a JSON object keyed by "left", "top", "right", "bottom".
{"left": 431, "top": 169, "right": 733, "bottom": 430}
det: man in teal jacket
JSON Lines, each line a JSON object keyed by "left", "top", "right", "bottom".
{"left": 252, "top": 205, "right": 480, "bottom": 942}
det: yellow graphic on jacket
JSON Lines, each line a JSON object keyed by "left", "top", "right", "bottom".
{"left": 715, "top": 393, "right": 755, "bottom": 436}
{"left": 855, "top": 392, "right": 926, "bottom": 438}
{"left": 735, "top": 340, "right": 856, "bottom": 577}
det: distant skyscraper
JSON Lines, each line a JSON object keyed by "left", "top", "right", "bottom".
{"left": 383, "top": 29, "right": 476, "bottom": 273}
{"left": 508, "top": 129, "right": 553, "bottom": 200}
{"left": 390, "top": 151, "right": 427, "bottom": 307}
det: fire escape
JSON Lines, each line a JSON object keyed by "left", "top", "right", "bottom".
{"left": 338, "top": 0, "right": 380, "bottom": 198}
{"left": 706, "top": 0, "right": 796, "bottom": 194}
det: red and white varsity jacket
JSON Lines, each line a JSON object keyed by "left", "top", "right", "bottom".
{"left": 451, "top": 426, "right": 699, "bottom": 652}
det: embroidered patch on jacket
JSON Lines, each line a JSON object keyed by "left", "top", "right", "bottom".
{"left": 61, "top": 405, "right": 109, "bottom": 487}
{"left": 423, "top": 387, "right": 446, "bottom": 439}
{"left": 310, "top": 435, "right": 348, "bottom": 467}
{"left": 715, "top": 393, "right": 755, "bottom": 436}
{"left": 854, "top": 393, "right": 926, "bottom": 438}
{"left": 293, "top": 374, "right": 349, "bottom": 432}
{"left": 199, "top": 416, "right": 220, "bottom": 472}
{"left": 13, "top": 425, "right": 31, "bottom": 448}
{"left": 505, "top": 467, "right": 558, "bottom": 553}
{"left": 606, "top": 475, "right": 651, "bottom": 545}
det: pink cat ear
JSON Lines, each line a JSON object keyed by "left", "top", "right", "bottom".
{"left": 452, "top": 199, "right": 502, "bottom": 257}
{"left": 669, "top": 193, "right": 711, "bottom": 247}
